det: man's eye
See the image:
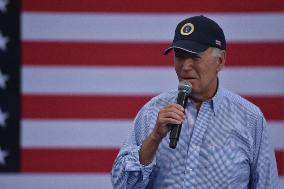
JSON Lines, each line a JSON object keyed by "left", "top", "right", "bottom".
{"left": 175, "top": 55, "right": 185, "bottom": 58}
{"left": 192, "top": 56, "right": 201, "bottom": 60}
{"left": 175, "top": 55, "right": 188, "bottom": 60}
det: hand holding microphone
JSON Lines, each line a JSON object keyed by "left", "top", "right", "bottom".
{"left": 139, "top": 97, "right": 187, "bottom": 165}
{"left": 153, "top": 103, "right": 186, "bottom": 141}
{"left": 169, "top": 80, "right": 192, "bottom": 148}
{"left": 152, "top": 80, "right": 192, "bottom": 148}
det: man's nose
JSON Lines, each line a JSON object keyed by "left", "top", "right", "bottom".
{"left": 182, "top": 58, "right": 194, "bottom": 70}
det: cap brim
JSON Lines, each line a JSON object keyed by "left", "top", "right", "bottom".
{"left": 163, "top": 40, "right": 209, "bottom": 55}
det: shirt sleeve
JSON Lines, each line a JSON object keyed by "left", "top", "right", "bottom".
{"left": 111, "top": 103, "right": 157, "bottom": 189}
{"left": 252, "top": 115, "right": 279, "bottom": 189}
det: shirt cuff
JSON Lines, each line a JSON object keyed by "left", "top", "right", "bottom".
{"left": 125, "top": 145, "right": 156, "bottom": 180}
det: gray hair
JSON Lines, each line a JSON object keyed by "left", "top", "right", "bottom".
{"left": 211, "top": 47, "right": 222, "bottom": 57}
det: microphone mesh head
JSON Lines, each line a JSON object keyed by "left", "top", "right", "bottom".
{"left": 178, "top": 80, "right": 192, "bottom": 94}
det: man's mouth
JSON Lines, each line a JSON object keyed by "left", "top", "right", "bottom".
{"left": 181, "top": 77, "right": 196, "bottom": 80}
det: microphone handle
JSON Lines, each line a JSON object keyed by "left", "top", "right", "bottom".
{"left": 169, "top": 91, "right": 189, "bottom": 149}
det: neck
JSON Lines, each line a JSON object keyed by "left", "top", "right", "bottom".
{"left": 190, "top": 98, "right": 203, "bottom": 113}
{"left": 190, "top": 78, "right": 219, "bottom": 112}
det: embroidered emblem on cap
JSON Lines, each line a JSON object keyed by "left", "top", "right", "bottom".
{"left": 180, "top": 23, "right": 194, "bottom": 36}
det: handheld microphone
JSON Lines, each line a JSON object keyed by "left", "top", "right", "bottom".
{"left": 169, "top": 80, "right": 192, "bottom": 149}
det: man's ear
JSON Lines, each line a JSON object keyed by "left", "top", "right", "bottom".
{"left": 216, "top": 50, "right": 226, "bottom": 72}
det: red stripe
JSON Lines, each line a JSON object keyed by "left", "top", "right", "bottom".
{"left": 22, "top": 42, "right": 170, "bottom": 67}
{"left": 21, "top": 148, "right": 284, "bottom": 175}
{"left": 276, "top": 150, "right": 284, "bottom": 176}
{"left": 22, "top": 0, "right": 284, "bottom": 13}
{"left": 21, "top": 148, "right": 119, "bottom": 173}
{"left": 246, "top": 96, "right": 284, "bottom": 121}
{"left": 22, "top": 41, "right": 284, "bottom": 67}
{"left": 22, "top": 95, "right": 152, "bottom": 119}
{"left": 22, "top": 95, "right": 284, "bottom": 120}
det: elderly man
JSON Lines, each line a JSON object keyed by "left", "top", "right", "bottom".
{"left": 111, "top": 15, "right": 278, "bottom": 189}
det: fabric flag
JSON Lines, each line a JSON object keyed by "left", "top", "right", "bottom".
{"left": 0, "top": 0, "right": 284, "bottom": 188}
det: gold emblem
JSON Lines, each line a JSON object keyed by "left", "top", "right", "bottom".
{"left": 180, "top": 23, "right": 194, "bottom": 36}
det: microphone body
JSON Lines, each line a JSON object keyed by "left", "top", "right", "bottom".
{"left": 169, "top": 80, "right": 192, "bottom": 149}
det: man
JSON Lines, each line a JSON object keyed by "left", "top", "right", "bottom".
{"left": 111, "top": 15, "right": 278, "bottom": 188}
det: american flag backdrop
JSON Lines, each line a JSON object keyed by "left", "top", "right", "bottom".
{"left": 0, "top": 0, "right": 284, "bottom": 188}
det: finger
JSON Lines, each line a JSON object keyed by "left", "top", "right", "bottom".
{"left": 161, "top": 105, "right": 184, "bottom": 114}
{"left": 160, "top": 111, "right": 185, "bottom": 122}
{"left": 159, "top": 117, "right": 183, "bottom": 125}
{"left": 162, "top": 107, "right": 185, "bottom": 119}
{"left": 167, "top": 104, "right": 185, "bottom": 112}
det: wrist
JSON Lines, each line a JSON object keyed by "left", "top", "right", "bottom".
{"left": 139, "top": 131, "right": 162, "bottom": 165}
{"left": 150, "top": 131, "right": 163, "bottom": 144}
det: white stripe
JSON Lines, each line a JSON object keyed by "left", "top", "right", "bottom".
{"left": 21, "top": 119, "right": 132, "bottom": 148}
{"left": 0, "top": 174, "right": 112, "bottom": 189}
{"left": 22, "top": 66, "right": 177, "bottom": 95}
{"left": 22, "top": 12, "right": 284, "bottom": 42}
{"left": 219, "top": 67, "right": 284, "bottom": 96}
{"left": 268, "top": 121, "right": 284, "bottom": 150}
{"left": 22, "top": 66, "right": 284, "bottom": 95}
{"left": 22, "top": 119, "right": 284, "bottom": 149}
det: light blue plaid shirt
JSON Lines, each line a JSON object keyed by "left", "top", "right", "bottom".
{"left": 111, "top": 86, "right": 279, "bottom": 189}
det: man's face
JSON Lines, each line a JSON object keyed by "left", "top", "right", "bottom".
{"left": 174, "top": 48, "right": 225, "bottom": 101}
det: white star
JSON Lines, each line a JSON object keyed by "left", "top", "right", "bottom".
{"left": 0, "top": 31, "right": 9, "bottom": 52}
{"left": 0, "top": 69, "right": 9, "bottom": 89}
{"left": 0, "top": 108, "right": 9, "bottom": 128}
{"left": 0, "top": 0, "right": 9, "bottom": 14}
{"left": 0, "top": 147, "right": 8, "bottom": 165}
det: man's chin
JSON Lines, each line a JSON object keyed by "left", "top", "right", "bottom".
{"left": 189, "top": 90, "right": 204, "bottom": 101}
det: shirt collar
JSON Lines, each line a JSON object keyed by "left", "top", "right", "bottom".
{"left": 211, "top": 81, "right": 224, "bottom": 115}
{"left": 186, "top": 79, "right": 224, "bottom": 114}
{"left": 187, "top": 86, "right": 224, "bottom": 115}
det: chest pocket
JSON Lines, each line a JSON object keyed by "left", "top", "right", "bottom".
{"left": 196, "top": 124, "right": 250, "bottom": 189}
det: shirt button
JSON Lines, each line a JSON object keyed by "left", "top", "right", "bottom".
{"left": 208, "top": 143, "right": 215, "bottom": 150}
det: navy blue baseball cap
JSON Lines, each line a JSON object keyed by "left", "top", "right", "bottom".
{"left": 164, "top": 15, "right": 226, "bottom": 55}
